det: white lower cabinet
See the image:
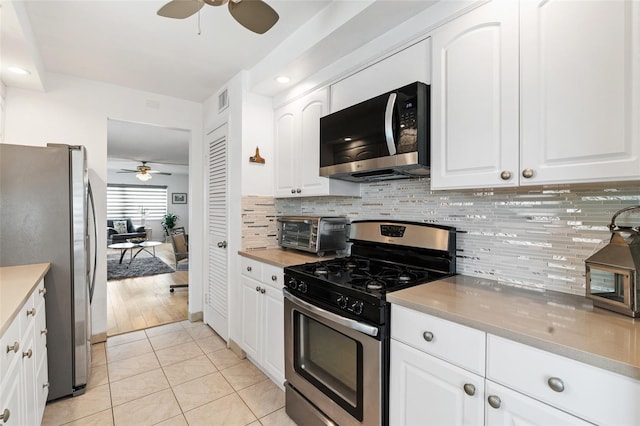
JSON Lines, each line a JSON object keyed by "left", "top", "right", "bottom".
{"left": 390, "top": 339, "right": 484, "bottom": 426}
{"left": 239, "top": 258, "right": 285, "bottom": 387}
{"left": 0, "top": 279, "right": 48, "bottom": 426}
{"left": 390, "top": 305, "right": 640, "bottom": 426}
{"left": 485, "top": 380, "right": 591, "bottom": 426}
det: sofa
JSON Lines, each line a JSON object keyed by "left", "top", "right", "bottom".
{"left": 107, "top": 219, "right": 146, "bottom": 244}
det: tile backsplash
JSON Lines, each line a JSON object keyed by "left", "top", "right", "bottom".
{"left": 242, "top": 179, "right": 640, "bottom": 296}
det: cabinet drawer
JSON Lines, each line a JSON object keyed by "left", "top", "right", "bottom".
{"left": 391, "top": 305, "right": 486, "bottom": 375}
{"left": 487, "top": 334, "right": 640, "bottom": 426}
{"left": 1, "top": 313, "right": 21, "bottom": 375}
{"left": 241, "top": 257, "right": 263, "bottom": 280}
{"left": 262, "top": 264, "right": 284, "bottom": 289}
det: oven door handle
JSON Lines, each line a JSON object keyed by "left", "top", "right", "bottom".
{"left": 284, "top": 289, "right": 379, "bottom": 337}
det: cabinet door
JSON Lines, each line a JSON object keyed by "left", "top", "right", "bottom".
{"left": 390, "top": 339, "right": 484, "bottom": 426}
{"left": 298, "top": 89, "right": 330, "bottom": 196}
{"left": 485, "top": 381, "right": 592, "bottom": 426}
{"left": 431, "top": 0, "right": 519, "bottom": 190}
{"left": 0, "top": 361, "right": 23, "bottom": 426}
{"left": 261, "top": 282, "right": 285, "bottom": 387}
{"left": 239, "top": 275, "right": 261, "bottom": 360}
{"left": 274, "top": 102, "right": 298, "bottom": 197}
{"left": 520, "top": 0, "right": 640, "bottom": 185}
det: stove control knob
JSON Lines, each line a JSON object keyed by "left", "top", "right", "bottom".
{"left": 298, "top": 281, "right": 308, "bottom": 293}
{"left": 351, "top": 301, "right": 364, "bottom": 315}
{"left": 337, "top": 296, "right": 348, "bottom": 309}
{"left": 287, "top": 278, "right": 298, "bottom": 290}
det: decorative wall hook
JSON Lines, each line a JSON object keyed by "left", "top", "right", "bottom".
{"left": 249, "top": 146, "right": 265, "bottom": 164}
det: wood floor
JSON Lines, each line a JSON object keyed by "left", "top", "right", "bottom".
{"left": 106, "top": 242, "right": 188, "bottom": 337}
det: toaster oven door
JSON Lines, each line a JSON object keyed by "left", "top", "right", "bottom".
{"left": 279, "top": 219, "right": 316, "bottom": 251}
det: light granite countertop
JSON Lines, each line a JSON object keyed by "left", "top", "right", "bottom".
{"left": 387, "top": 274, "right": 640, "bottom": 380}
{"left": 238, "top": 248, "right": 335, "bottom": 268}
{"left": 0, "top": 263, "right": 51, "bottom": 336}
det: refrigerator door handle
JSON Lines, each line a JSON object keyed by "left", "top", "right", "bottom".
{"left": 88, "top": 180, "right": 97, "bottom": 304}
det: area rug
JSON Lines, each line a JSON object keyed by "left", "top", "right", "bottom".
{"left": 107, "top": 256, "right": 175, "bottom": 280}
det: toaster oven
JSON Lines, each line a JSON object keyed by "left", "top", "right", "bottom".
{"left": 277, "top": 216, "right": 349, "bottom": 256}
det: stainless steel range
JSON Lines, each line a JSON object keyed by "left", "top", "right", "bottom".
{"left": 283, "top": 220, "right": 457, "bottom": 426}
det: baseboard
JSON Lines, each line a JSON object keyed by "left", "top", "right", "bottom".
{"left": 188, "top": 311, "right": 203, "bottom": 322}
{"left": 228, "top": 338, "right": 246, "bottom": 359}
{"left": 91, "top": 332, "right": 107, "bottom": 344}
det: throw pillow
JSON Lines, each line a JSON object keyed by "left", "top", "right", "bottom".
{"left": 113, "top": 220, "right": 128, "bottom": 234}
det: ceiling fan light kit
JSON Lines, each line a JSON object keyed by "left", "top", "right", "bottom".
{"left": 117, "top": 161, "right": 172, "bottom": 181}
{"left": 136, "top": 172, "right": 152, "bottom": 182}
{"left": 157, "top": 0, "right": 279, "bottom": 34}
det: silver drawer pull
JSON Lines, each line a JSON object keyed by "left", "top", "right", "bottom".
{"left": 255, "top": 286, "right": 260, "bottom": 292}
{"left": 500, "top": 170, "right": 512, "bottom": 180}
{"left": 487, "top": 395, "right": 501, "bottom": 409}
{"left": 2, "top": 408, "right": 10, "bottom": 423}
{"left": 41, "top": 328, "right": 48, "bottom": 336}
{"left": 260, "top": 288, "right": 266, "bottom": 294}
{"left": 463, "top": 383, "right": 476, "bottom": 396}
{"left": 26, "top": 307, "right": 36, "bottom": 317}
{"left": 23, "top": 349, "right": 33, "bottom": 359}
{"left": 422, "top": 331, "right": 434, "bottom": 342}
{"left": 271, "top": 275, "right": 277, "bottom": 281}
{"left": 6, "top": 342, "right": 19, "bottom": 354}
{"left": 247, "top": 266, "right": 252, "bottom": 272}
{"left": 547, "top": 377, "right": 565, "bottom": 393}
{"left": 43, "top": 382, "right": 50, "bottom": 389}
{"left": 522, "top": 168, "right": 534, "bottom": 179}
{"left": 39, "top": 287, "right": 47, "bottom": 296}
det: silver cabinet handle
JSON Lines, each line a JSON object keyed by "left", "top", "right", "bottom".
{"left": 23, "top": 348, "right": 33, "bottom": 359}
{"left": 384, "top": 93, "right": 398, "bottom": 155}
{"left": 255, "top": 286, "right": 260, "bottom": 292}
{"left": 548, "top": 377, "right": 565, "bottom": 393}
{"left": 271, "top": 275, "right": 277, "bottom": 281}
{"left": 217, "top": 241, "right": 227, "bottom": 248}
{"left": 260, "top": 288, "right": 266, "bottom": 294}
{"left": 522, "top": 168, "right": 534, "bottom": 178}
{"left": 296, "top": 188, "right": 302, "bottom": 194}
{"left": 422, "top": 331, "right": 434, "bottom": 342}
{"left": 43, "top": 382, "right": 50, "bottom": 389}
{"left": 487, "top": 395, "right": 501, "bottom": 409}
{"left": 291, "top": 189, "right": 296, "bottom": 194}
{"left": 500, "top": 170, "right": 512, "bottom": 180}
{"left": 41, "top": 328, "right": 48, "bottom": 336}
{"left": 2, "top": 408, "right": 10, "bottom": 423}
{"left": 247, "top": 266, "right": 252, "bottom": 272}
{"left": 39, "top": 287, "right": 47, "bottom": 296}
{"left": 6, "top": 342, "right": 19, "bottom": 354}
{"left": 26, "top": 307, "right": 36, "bottom": 317}
{"left": 463, "top": 383, "right": 476, "bottom": 396}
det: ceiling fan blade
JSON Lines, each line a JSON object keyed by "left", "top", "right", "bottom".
{"left": 157, "top": 0, "right": 205, "bottom": 19}
{"left": 149, "top": 171, "right": 173, "bottom": 175}
{"left": 228, "top": 0, "right": 279, "bottom": 34}
{"left": 117, "top": 169, "right": 138, "bottom": 173}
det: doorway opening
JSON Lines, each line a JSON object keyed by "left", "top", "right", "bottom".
{"left": 106, "top": 118, "right": 190, "bottom": 336}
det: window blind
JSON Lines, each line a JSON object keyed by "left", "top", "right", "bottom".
{"left": 107, "top": 184, "right": 167, "bottom": 221}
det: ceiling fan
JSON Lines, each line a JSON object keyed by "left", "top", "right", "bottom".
{"left": 157, "top": 0, "right": 279, "bottom": 34}
{"left": 117, "top": 161, "right": 172, "bottom": 182}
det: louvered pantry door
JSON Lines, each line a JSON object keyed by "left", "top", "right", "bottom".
{"left": 204, "top": 124, "right": 229, "bottom": 340}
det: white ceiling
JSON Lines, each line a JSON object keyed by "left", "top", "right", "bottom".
{"left": 2, "top": 0, "right": 441, "bottom": 167}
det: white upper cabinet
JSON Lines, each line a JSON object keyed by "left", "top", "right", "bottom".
{"left": 431, "top": 0, "right": 520, "bottom": 190}
{"left": 519, "top": 0, "right": 640, "bottom": 185}
{"left": 431, "top": 0, "right": 640, "bottom": 189}
{"left": 330, "top": 39, "right": 431, "bottom": 113}
{"left": 274, "top": 88, "right": 359, "bottom": 198}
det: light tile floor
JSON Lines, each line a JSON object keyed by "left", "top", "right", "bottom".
{"left": 42, "top": 321, "right": 297, "bottom": 426}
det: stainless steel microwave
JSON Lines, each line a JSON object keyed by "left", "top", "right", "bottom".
{"left": 320, "top": 81, "right": 430, "bottom": 182}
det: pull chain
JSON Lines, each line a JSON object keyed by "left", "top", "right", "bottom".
{"left": 197, "top": 9, "right": 201, "bottom": 35}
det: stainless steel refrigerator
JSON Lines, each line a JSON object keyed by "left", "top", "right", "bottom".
{"left": 0, "top": 143, "right": 97, "bottom": 401}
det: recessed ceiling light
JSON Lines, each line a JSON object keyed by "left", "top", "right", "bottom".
{"left": 275, "top": 76, "right": 290, "bottom": 84}
{"left": 8, "top": 66, "right": 31, "bottom": 76}
{"left": 344, "top": 137, "right": 352, "bottom": 141}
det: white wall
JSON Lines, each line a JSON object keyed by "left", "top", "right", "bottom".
{"left": 3, "top": 72, "right": 204, "bottom": 339}
{"left": 106, "top": 170, "right": 189, "bottom": 241}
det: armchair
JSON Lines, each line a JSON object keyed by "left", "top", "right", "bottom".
{"left": 107, "top": 219, "right": 146, "bottom": 244}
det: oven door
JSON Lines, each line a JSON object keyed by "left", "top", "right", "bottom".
{"left": 284, "top": 291, "right": 382, "bottom": 426}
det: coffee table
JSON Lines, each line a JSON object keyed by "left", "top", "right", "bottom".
{"left": 108, "top": 241, "right": 163, "bottom": 264}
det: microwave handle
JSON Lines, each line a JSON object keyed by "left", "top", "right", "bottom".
{"left": 277, "top": 218, "right": 314, "bottom": 225}
{"left": 384, "top": 93, "right": 397, "bottom": 155}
